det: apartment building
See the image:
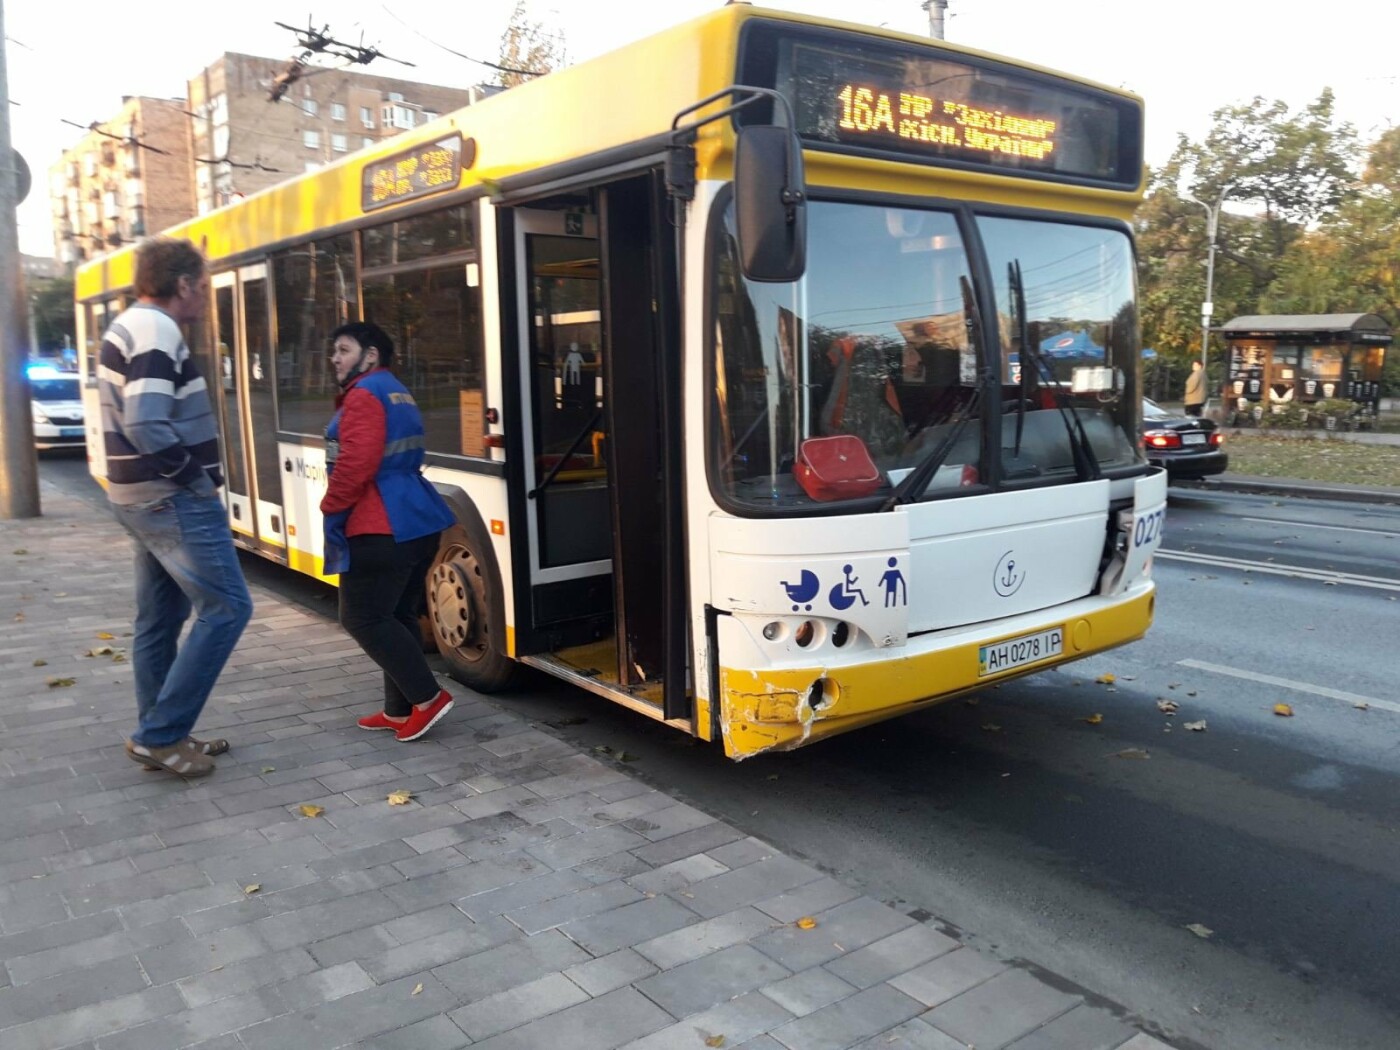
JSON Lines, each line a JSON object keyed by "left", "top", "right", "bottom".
{"left": 49, "top": 57, "right": 486, "bottom": 265}
{"left": 186, "top": 54, "right": 480, "bottom": 214}
{"left": 48, "top": 96, "right": 194, "bottom": 269}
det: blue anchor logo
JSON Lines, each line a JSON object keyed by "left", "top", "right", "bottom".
{"left": 993, "top": 551, "right": 1025, "bottom": 597}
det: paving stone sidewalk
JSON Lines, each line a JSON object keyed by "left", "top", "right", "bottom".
{"left": 0, "top": 483, "right": 1179, "bottom": 1050}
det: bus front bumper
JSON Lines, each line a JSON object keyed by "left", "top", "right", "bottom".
{"left": 717, "top": 582, "right": 1155, "bottom": 759}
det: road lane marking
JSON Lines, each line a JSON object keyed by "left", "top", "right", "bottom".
{"left": 1239, "top": 517, "right": 1400, "bottom": 538}
{"left": 1177, "top": 659, "right": 1400, "bottom": 715}
{"left": 1155, "top": 550, "right": 1400, "bottom": 593}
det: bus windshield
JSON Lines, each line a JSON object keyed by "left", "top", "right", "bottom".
{"left": 709, "top": 199, "right": 1142, "bottom": 512}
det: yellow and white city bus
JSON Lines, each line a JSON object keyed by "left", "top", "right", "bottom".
{"left": 75, "top": 6, "right": 1164, "bottom": 758}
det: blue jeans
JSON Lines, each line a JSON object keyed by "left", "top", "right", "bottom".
{"left": 111, "top": 490, "right": 253, "bottom": 747}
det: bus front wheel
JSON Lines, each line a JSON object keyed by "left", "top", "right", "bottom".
{"left": 427, "top": 526, "right": 517, "bottom": 692}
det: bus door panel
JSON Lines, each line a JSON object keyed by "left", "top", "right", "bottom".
{"left": 513, "top": 210, "right": 614, "bottom": 638}
{"left": 237, "top": 264, "right": 287, "bottom": 560}
{"left": 598, "top": 175, "right": 671, "bottom": 691}
{"left": 210, "top": 272, "right": 254, "bottom": 538}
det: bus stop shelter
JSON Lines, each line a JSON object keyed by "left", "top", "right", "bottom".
{"left": 1218, "top": 313, "right": 1390, "bottom": 410}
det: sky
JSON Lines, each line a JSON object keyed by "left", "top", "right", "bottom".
{"left": 7, "top": 0, "right": 1398, "bottom": 258}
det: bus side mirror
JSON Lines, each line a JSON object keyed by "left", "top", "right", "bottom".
{"left": 734, "top": 125, "right": 806, "bottom": 283}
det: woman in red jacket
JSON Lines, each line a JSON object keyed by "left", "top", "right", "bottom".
{"left": 322, "top": 322, "right": 457, "bottom": 742}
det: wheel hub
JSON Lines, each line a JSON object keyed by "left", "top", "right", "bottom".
{"left": 430, "top": 558, "right": 474, "bottom": 648}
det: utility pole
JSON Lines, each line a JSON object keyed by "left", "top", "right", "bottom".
{"left": 0, "top": 0, "right": 42, "bottom": 519}
{"left": 922, "top": 0, "right": 950, "bottom": 40}
{"left": 1184, "top": 182, "right": 1234, "bottom": 395}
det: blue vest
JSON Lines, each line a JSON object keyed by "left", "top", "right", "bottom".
{"left": 323, "top": 369, "right": 455, "bottom": 575}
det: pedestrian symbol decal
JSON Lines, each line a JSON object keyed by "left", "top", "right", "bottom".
{"left": 829, "top": 564, "right": 869, "bottom": 611}
{"left": 782, "top": 569, "right": 820, "bottom": 611}
{"left": 880, "top": 557, "right": 906, "bottom": 607}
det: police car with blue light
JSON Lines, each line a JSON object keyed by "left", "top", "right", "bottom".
{"left": 27, "top": 365, "right": 86, "bottom": 451}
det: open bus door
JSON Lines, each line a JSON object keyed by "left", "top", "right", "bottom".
{"left": 508, "top": 180, "right": 687, "bottom": 725}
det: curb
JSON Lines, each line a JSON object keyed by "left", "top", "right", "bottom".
{"left": 1175, "top": 476, "right": 1400, "bottom": 505}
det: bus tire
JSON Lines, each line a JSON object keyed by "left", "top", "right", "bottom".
{"left": 427, "top": 525, "right": 517, "bottom": 692}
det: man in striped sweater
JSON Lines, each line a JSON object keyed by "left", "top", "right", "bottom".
{"left": 100, "top": 237, "right": 253, "bottom": 778}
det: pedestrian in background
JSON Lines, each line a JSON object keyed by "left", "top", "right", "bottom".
{"left": 321, "top": 322, "right": 457, "bottom": 741}
{"left": 1184, "top": 359, "right": 1206, "bottom": 417}
{"left": 100, "top": 237, "right": 253, "bottom": 778}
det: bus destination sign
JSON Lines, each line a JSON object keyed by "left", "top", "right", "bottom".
{"left": 362, "top": 134, "right": 464, "bottom": 212}
{"left": 739, "top": 22, "right": 1141, "bottom": 188}
{"left": 835, "top": 85, "right": 1057, "bottom": 164}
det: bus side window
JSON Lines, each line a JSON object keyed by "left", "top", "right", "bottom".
{"left": 271, "top": 234, "right": 356, "bottom": 437}
{"left": 359, "top": 205, "right": 487, "bottom": 458}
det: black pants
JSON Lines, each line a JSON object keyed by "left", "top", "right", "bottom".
{"left": 338, "top": 532, "right": 441, "bottom": 716}
{"left": 1184, "top": 403, "right": 1203, "bottom": 417}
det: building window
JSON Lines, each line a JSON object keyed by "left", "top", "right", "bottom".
{"left": 387, "top": 91, "right": 404, "bottom": 102}
{"left": 332, "top": 133, "right": 348, "bottom": 153}
{"left": 303, "top": 129, "right": 320, "bottom": 150}
{"left": 302, "top": 97, "right": 318, "bottom": 117}
{"left": 423, "top": 111, "right": 438, "bottom": 122}
{"left": 382, "top": 104, "right": 416, "bottom": 130}
{"left": 360, "top": 106, "right": 374, "bottom": 128}
{"left": 331, "top": 102, "right": 346, "bottom": 121}
{"left": 362, "top": 136, "right": 374, "bottom": 149}
{"left": 305, "top": 161, "right": 322, "bottom": 172}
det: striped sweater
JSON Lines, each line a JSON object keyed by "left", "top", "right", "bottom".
{"left": 99, "top": 303, "right": 225, "bottom": 505}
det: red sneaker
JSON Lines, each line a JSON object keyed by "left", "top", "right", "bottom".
{"left": 358, "top": 711, "right": 407, "bottom": 732}
{"left": 395, "top": 690, "right": 454, "bottom": 742}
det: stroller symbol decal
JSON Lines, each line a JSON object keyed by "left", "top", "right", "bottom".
{"left": 781, "top": 570, "right": 820, "bottom": 611}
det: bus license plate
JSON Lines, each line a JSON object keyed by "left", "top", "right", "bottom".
{"left": 978, "top": 627, "right": 1063, "bottom": 676}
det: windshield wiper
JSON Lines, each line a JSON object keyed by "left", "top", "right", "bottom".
{"left": 1008, "top": 260, "right": 1101, "bottom": 481}
{"left": 882, "top": 275, "right": 984, "bottom": 510}
{"left": 1010, "top": 261, "right": 1031, "bottom": 458}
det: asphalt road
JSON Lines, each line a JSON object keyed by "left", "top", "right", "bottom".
{"left": 40, "top": 455, "right": 1400, "bottom": 1050}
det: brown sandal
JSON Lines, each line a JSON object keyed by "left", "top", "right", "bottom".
{"left": 189, "top": 736, "right": 230, "bottom": 756}
{"left": 125, "top": 738, "right": 216, "bottom": 778}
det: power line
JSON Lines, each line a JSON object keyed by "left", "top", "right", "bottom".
{"left": 378, "top": 5, "right": 546, "bottom": 77}
{"left": 59, "top": 118, "right": 169, "bottom": 155}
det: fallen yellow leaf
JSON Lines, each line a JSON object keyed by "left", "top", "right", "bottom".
{"left": 1273, "top": 703, "right": 1294, "bottom": 717}
{"left": 1184, "top": 720, "right": 1207, "bottom": 732}
{"left": 1185, "top": 923, "right": 1214, "bottom": 939}
{"left": 1081, "top": 713, "right": 1103, "bottom": 725}
{"left": 1111, "top": 748, "right": 1151, "bottom": 760}
{"left": 46, "top": 677, "right": 75, "bottom": 688}
{"left": 32, "top": 658, "right": 46, "bottom": 667}
{"left": 1095, "top": 673, "right": 1116, "bottom": 685}
{"left": 243, "top": 884, "right": 261, "bottom": 895}
{"left": 704, "top": 1036, "right": 726, "bottom": 1048}
{"left": 411, "top": 982, "right": 424, "bottom": 996}
{"left": 387, "top": 790, "right": 414, "bottom": 806}
{"left": 1157, "top": 699, "right": 1179, "bottom": 715}
{"left": 795, "top": 916, "right": 817, "bottom": 930}
{"left": 96, "top": 631, "right": 115, "bottom": 640}
{"left": 298, "top": 804, "right": 325, "bottom": 818}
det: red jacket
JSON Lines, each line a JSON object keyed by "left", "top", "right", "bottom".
{"left": 319, "top": 370, "right": 391, "bottom": 536}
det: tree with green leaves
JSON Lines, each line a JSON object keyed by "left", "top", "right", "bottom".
{"left": 1262, "top": 127, "right": 1400, "bottom": 392}
{"left": 29, "top": 277, "right": 75, "bottom": 354}
{"left": 1136, "top": 90, "right": 1361, "bottom": 389}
